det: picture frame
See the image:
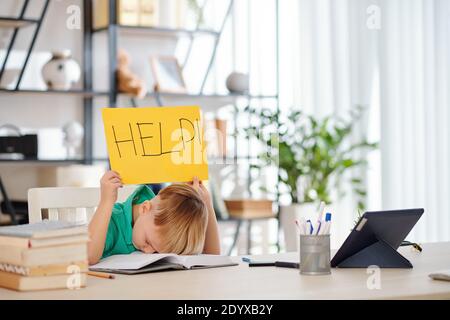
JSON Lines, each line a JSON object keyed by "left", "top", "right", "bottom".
{"left": 150, "top": 56, "right": 187, "bottom": 93}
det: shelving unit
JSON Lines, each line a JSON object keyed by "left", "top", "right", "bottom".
{"left": 0, "top": 0, "right": 281, "bottom": 253}
{"left": 0, "top": 0, "right": 265, "bottom": 162}
{"left": 102, "top": 0, "right": 235, "bottom": 108}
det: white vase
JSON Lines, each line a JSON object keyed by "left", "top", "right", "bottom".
{"left": 280, "top": 203, "right": 317, "bottom": 252}
{"left": 42, "top": 50, "right": 81, "bottom": 90}
{"left": 62, "top": 121, "right": 84, "bottom": 159}
{"left": 226, "top": 72, "right": 249, "bottom": 94}
{"left": 159, "top": 0, "right": 176, "bottom": 28}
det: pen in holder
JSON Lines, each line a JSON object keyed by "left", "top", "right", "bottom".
{"left": 299, "top": 234, "right": 331, "bottom": 275}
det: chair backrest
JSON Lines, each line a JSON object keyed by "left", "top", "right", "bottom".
{"left": 27, "top": 186, "right": 138, "bottom": 224}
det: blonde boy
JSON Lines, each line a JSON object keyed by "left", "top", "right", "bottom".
{"left": 88, "top": 171, "right": 220, "bottom": 265}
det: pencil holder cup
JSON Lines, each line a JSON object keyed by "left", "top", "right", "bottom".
{"left": 299, "top": 234, "right": 331, "bottom": 275}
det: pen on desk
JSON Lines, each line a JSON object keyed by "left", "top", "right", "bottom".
{"left": 248, "top": 262, "right": 276, "bottom": 267}
{"left": 275, "top": 261, "right": 300, "bottom": 269}
{"left": 87, "top": 271, "right": 115, "bottom": 279}
{"left": 247, "top": 261, "right": 298, "bottom": 268}
{"left": 243, "top": 257, "right": 277, "bottom": 266}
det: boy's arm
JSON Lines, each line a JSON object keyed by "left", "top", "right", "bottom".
{"left": 88, "top": 171, "right": 122, "bottom": 265}
{"left": 202, "top": 198, "right": 221, "bottom": 255}
{"left": 192, "top": 177, "right": 221, "bottom": 254}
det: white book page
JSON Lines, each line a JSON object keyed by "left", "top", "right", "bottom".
{"left": 91, "top": 251, "right": 177, "bottom": 270}
{"left": 177, "top": 255, "right": 235, "bottom": 269}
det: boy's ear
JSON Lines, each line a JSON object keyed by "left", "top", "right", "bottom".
{"left": 140, "top": 200, "right": 152, "bottom": 215}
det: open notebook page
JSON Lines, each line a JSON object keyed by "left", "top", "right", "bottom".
{"left": 174, "top": 255, "right": 236, "bottom": 269}
{"left": 91, "top": 251, "right": 236, "bottom": 270}
{"left": 91, "top": 252, "right": 178, "bottom": 270}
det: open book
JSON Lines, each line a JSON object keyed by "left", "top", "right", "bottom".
{"left": 89, "top": 251, "right": 238, "bottom": 274}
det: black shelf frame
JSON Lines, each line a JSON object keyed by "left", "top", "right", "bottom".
{"left": 0, "top": 0, "right": 282, "bottom": 254}
{"left": 0, "top": 0, "right": 96, "bottom": 162}
{"left": 0, "top": 0, "right": 51, "bottom": 224}
{"left": 102, "top": 0, "right": 236, "bottom": 108}
{"left": 0, "top": 1, "right": 50, "bottom": 90}
{"left": 0, "top": 0, "right": 276, "bottom": 163}
{"left": 83, "top": 0, "right": 94, "bottom": 164}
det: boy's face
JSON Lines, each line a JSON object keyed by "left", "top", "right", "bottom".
{"left": 132, "top": 196, "right": 164, "bottom": 254}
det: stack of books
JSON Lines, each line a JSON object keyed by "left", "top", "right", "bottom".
{"left": 224, "top": 199, "right": 274, "bottom": 219}
{"left": 0, "top": 220, "right": 89, "bottom": 291}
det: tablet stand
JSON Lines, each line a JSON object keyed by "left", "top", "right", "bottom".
{"left": 335, "top": 238, "right": 413, "bottom": 268}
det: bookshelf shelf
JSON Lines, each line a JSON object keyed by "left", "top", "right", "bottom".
{"left": 93, "top": 24, "right": 219, "bottom": 38}
{"left": 0, "top": 17, "right": 39, "bottom": 29}
{"left": 0, "top": 88, "right": 108, "bottom": 97}
{"left": 0, "top": 159, "right": 107, "bottom": 164}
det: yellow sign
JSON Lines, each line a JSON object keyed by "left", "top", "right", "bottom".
{"left": 102, "top": 106, "right": 208, "bottom": 184}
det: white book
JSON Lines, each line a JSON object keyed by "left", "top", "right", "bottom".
{"left": 90, "top": 251, "right": 238, "bottom": 274}
{"left": 0, "top": 220, "right": 87, "bottom": 239}
{"left": 0, "top": 243, "right": 87, "bottom": 267}
{"left": 0, "top": 270, "right": 87, "bottom": 291}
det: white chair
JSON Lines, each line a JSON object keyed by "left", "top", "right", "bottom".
{"left": 27, "top": 186, "right": 138, "bottom": 223}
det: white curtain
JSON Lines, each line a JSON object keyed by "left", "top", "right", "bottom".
{"left": 276, "top": 0, "right": 450, "bottom": 244}
{"left": 207, "top": 0, "right": 450, "bottom": 247}
{"left": 378, "top": 0, "right": 450, "bottom": 242}
{"left": 278, "top": 0, "right": 379, "bottom": 245}
{"left": 221, "top": 0, "right": 380, "bottom": 247}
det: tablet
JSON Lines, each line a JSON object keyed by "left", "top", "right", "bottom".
{"left": 331, "top": 208, "right": 424, "bottom": 268}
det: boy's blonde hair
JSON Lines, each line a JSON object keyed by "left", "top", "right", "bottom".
{"left": 153, "top": 184, "right": 208, "bottom": 255}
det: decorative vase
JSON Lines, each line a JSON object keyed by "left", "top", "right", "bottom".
{"left": 214, "top": 118, "right": 227, "bottom": 157}
{"left": 62, "top": 121, "right": 84, "bottom": 159}
{"left": 42, "top": 50, "right": 81, "bottom": 90}
{"left": 280, "top": 203, "right": 317, "bottom": 252}
{"left": 158, "top": 0, "right": 176, "bottom": 28}
{"left": 226, "top": 72, "right": 249, "bottom": 94}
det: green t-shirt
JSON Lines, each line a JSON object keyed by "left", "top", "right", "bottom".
{"left": 101, "top": 185, "right": 155, "bottom": 259}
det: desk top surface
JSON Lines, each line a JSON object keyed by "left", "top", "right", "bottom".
{"left": 1, "top": 242, "right": 450, "bottom": 300}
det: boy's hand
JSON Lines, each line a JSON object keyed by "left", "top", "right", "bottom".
{"left": 100, "top": 171, "right": 123, "bottom": 205}
{"left": 191, "top": 176, "right": 212, "bottom": 207}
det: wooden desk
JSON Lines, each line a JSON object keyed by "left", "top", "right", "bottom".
{"left": 1, "top": 242, "right": 449, "bottom": 299}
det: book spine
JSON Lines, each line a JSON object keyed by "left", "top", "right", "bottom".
{"left": 0, "top": 244, "right": 88, "bottom": 267}
{"left": 0, "top": 235, "right": 29, "bottom": 248}
{"left": 0, "top": 262, "right": 28, "bottom": 276}
{"left": 0, "top": 245, "right": 23, "bottom": 265}
{"left": 0, "top": 261, "right": 88, "bottom": 276}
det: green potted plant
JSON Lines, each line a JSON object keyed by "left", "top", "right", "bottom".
{"left": 244, "top": 106, "right": 378, "bottom": 250}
